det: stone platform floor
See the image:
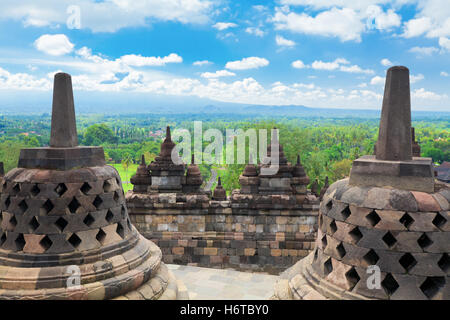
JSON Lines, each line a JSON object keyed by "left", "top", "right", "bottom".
{"left": 167, "top": 264, "right": 278, "bottom": 300}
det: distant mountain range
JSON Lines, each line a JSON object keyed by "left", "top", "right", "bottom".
{"left": 0, "top": 90, "right": 448, "bottom": 119}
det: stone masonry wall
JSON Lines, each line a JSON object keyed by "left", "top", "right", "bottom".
{"left": 127, "top": 193, "right": 319, "bottom": 274}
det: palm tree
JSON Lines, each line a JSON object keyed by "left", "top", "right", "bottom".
{"left": 121, "top": 154, "right": 132, "bottom": 189}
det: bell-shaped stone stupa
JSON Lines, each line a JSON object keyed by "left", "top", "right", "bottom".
{"left": 0, "top": 73, "right": 187, "bottom": 300}
{"left": 273, "top": 66, "right": 449, "bottom": 300}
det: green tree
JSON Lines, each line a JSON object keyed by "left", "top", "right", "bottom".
{"left": 83, "top": 124, "right": 117, "bottom": 146}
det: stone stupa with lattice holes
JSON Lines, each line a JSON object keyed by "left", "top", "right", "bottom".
{"left": 273, "top": 66, "right": 450, "bottom": 300}
{"left": 0, "top": 73, "right": 187, "bottom": 300}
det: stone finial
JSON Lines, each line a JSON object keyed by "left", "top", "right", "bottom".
{"left": 375, "top": 66, "right": 412, "bottom": 161}
{"left": 50, "top": 73, "right": 78, "bottom": 148}
{"left": 166, "top": 125, "right": 171, "bottom": 141}
{"left": 130, "top": 154, "right": 151, "bottom": 193}
{"left": 213, "top": 176, "right": 227, "bottom": 201}
{"left": 310, "top": 179, "right": 319, "bottom": 196}
{"left": 243, "top": 155, "right": 258, "bottom": 177}
{"left": 159, "top": 126, "right": 176, "bottom": 158}
{"left": 293, "top": 154, "right": 307, "bottom": 178}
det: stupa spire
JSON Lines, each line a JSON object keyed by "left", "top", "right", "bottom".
{"left": 376, "top": 66, "right": 412, "bottom": 161}
{"left": 50, "top": 73, "right": 78, "bottom": 148}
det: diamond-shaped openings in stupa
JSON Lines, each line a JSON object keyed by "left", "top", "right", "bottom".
{"left": 55, "top": 183, "right": 67, "bottom": 197}
{"left": 329, "top": 220, "right": 337, "bottom": 235}
{"left": 83, "top": 213, "right": 95, "bottom": 227}
{"left": 15, "top": 233, "right": 26, "bottom": 251}
{"left": 30, "top": 184, "right": 40, "bottom": 197}
{"left": 417, "top": 233, "right": 433, "bottom": 250}
{"left": 363, "top": 249, "right": 380, "bottom": 266}
{"left": 399, "top": 212, "right": 414, "bottom": 229}
{"left": 93, "top": 195, "right": 103, "bottom": 209}
{"left": 39, "top": 235, "right": 53, "bottom": 252}
{"left": 54, "top": 217, "right": 68, "bottom": 232}
{"left": 103, "top": 180, "right": 113, "bottom": 193}
{"left": 341, "top": 206, "right": 351, "bottom": 220}
{"left": 437, "top": 253, "right": 449, "bottom": 273}
{"left": 18, "top": 200, "right": 28, "bottom": 214}
{"left": 381, "top": 273, "right": 399, "bottom": 296}
{"left": 432, "top": 213, "right": 447, "bottom": 230}
{"left": 365, "top": 210, "right": 381, "bottom": 227}
{"left": 12, "top": 183, "right": 20, "bottom": 195}
{"left": 324, "top": 257, "right": 333, "bottom": 276}
{"left": 321, "top": 234, "right": 327, "bottom": 249}
{"left": 345, "top": 267, "right": 360, "bottom": 290}
{"left": 382, "top": 231, "right": 397, "bottom": 248}
{"left": 68, "top": 197, "right": 81, "bottom": 214}
{"left": 399, "top": 253, "right": 417, "bottom": 272}
{"left": 4, "top": 196, "right": 11, "bottom": 209}
{"left": 0, "top": 233, "right": 6, "bottom": 247}
{"left": 68, "top": 233, "right": 81, "bottom": 249}
{"left": 9, "top": 215, "right": 17, "bottom": 229}
{"left": 96, "top": 229, "right": 106, "bottom": 244}
{"left": 80, "top": 182, "right": 92, "bottom": 195}
{"left": 326, "top": 199, "right": 333, "bottom": 211}
{"left": 29, "top": 216, "right": 40, "bottom": 232}
{"left": 420, "top": 277, "right": 445, "bottom": 299}
{"left": 349, "top": 226, "right": 363, "bottom": 244}
{"left": 116, "top": 222, "right": 125, "bottom": 239}
{"left": 41, "top": 199, "right": 54, "bottom": 215}
{"left": 113, "top": 191, "right": 120, "bottom": 203}
{"left": 105, "top": 210, "right": 114, "bottom": 223}
{"left": 336, "top": 242, "right": 346, "bottom": 259}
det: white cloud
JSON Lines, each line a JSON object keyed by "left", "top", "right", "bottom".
{"left": 225, "top": 57, "right": 269, "bottom": 70}
{"left": 273, "top": 7, "right": 365, "bottom": 42}
{"left": 380, "top": 58, "right": 392, "bottom": 66}
{"left": 201, "top": 69, "right": 235, "bottom": 79}
{"left": 293, "top": 82, "right": 315, "bottom": 89}
{"left": 245, "top": 27, "right": 265, "bottom": 37}
{"left": 311, "top": 59, "right": 346, "bottom": 71}
{"left": 119, "top": 53, "right": 182, "bottom": 67}
{"left": 213, "top": 22, "right": 238, "bottom": 31}
{"left": 278, "top": 1, "right": 407, "bottom": 10}
{"left": 441, "top": 71, "right": 449, "bottom": 77}
{"left": 340, "top": 64, "right": 374, "bottom": 74}
{"left": 291, "top": 60, "right": 306, "bottom": 69}
{"left": 0, "top": 67, "right": 52, "bottom": 90}
{"left": 439, "top": 37, "right": 450, "bottom": 51}
{"left": 412, "top": 88, "right": 446, "bottom": 100}
{"left": 409, "top": 46, "right": 439, "bottom": 55}
{"left": 0, "top": 0, "right": 214, "bottom": 32}
{"left": 366, "top": 5, "right": 401, "bottom": 30}
{"left": 193, "top": 60, "right": 212, "bottom": 66}
{"left": 402, "top": 17, "right": 432, "bottom": 38}
{"left": 370, "top": 76, "right": 385, "bottom": 85}
{"left": 308, "top": 58, "right": 374, "bottom": 74}
{"left": 276, "top": 35, "right": 296, "bottom": 47}
{"left": 34, "top": 34, "right": 74, "bottom": 56}
{"left": 410, "top": 74, "right": 424, "bottom": 83}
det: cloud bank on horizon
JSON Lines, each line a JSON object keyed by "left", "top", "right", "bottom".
{"left": 0, "top": 0, "right": 449, "bottom": 111}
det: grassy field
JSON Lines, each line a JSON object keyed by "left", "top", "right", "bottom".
{"left": 109, "top": 163, "right": 138, "bottom": 193}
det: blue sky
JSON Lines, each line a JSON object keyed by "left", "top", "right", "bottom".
{"left": 0, "top": 0, "right": 449, "bottom": 111}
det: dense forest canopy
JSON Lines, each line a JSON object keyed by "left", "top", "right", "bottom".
{"left": 0, "top": 113, "right": 448, "bottom": 194}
